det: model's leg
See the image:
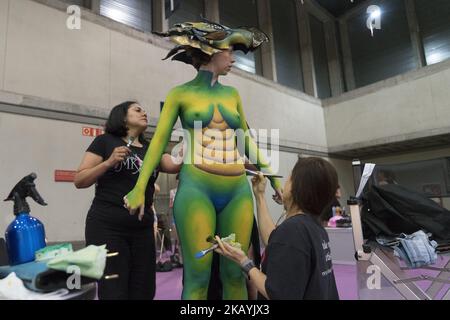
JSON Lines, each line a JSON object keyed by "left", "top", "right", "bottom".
{"left": 174, "top": 185, "right": 216, "bottom": 300}
{"left": 217, "top": 183, "right": 254, "bottom": 300}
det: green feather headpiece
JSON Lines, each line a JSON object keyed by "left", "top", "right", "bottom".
{"left": 154, "top": 20, "right": 269, "bottom": 65}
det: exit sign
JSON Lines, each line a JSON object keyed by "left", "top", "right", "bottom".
{"left": 54, "top": 170, "right": 76, "bottom": 182}
{"left": 82, "top": 127, "right": 104, "bottom": 137}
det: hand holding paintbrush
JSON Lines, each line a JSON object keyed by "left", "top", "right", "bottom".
{"left": 194, "top": 234, "right": 241, "bottom": 259}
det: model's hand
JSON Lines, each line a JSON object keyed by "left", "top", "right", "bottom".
{"left": 270, "top": 177, "right": 283, "bottom": 205}
{"left": 272, "top": 188, "right": 283, "bottom": 205}
{"left": 214, "top": 236, "right": 248, "bottom": 265}
{"left": 123, "top": 187, "right": 145, "bottom": 221}
{"left": 106, "top": 146, "right": 130, "bottom": 168}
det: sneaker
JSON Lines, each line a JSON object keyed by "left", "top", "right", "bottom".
{"left": 170, "top": 254, "right": 183, "bottom": 268}
{"left": 156, "top": 260, "right": 173, "bottom": 272}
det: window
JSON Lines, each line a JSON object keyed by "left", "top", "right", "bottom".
{"left": 270, "top": 0, "right": 304, "bottom": 91}
{"left": 371, "top": 158, "right": 450, "bottom": 210}
{"left": 168, "top": 0, "right": 204, "bottom": 25}
{"left": 336, "top": 21, "right": 348, "bottom": 92}
{"left": 100, "top": 0, "right": 152, "bottom": 32}
{"left": 310, "top": 14, "right": 331, "bottom": 98}
{"left": 347, "top": 0, "right": 416, "bottom": 88}
{"left": 415, "top": 0, "right": 450, "bottom": 65}
{"left": 219, "top": 0, "right": 262, "bottom": 75}
{"left": 59, "top": 0, "right": 89, "bottom": 7}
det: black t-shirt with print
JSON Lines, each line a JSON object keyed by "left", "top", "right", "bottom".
{"left": 86, "top": 133, "right": 159, "bottom": 228}
{"left": 259, "top": 214, "right": 339, "bottom": 300}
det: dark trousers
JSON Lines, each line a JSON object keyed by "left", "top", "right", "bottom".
{"left": 156, "top": 213, "right": 173, "bottom": 252}
{"left": 85, "top": 216, "right": 155, "bottom": 300}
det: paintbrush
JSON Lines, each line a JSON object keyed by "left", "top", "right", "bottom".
{"left": 194, "top": 236, "right": 219, "bottom": 259}
{"left": 104, "top": 251, "right": 119, "bottom": 280}
{"left": 126, "top": 136, "right": 135, "bottom": 148}
{"left": 245, "top": 169, "right": 283, "bottom": 178}
{"left": 194, "top": 244, "right": 218, "bottom": 259}
{"left": 125, "top": 136, "right": 143, "bottom": 166}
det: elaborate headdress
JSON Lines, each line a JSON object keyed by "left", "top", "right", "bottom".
{"left": 154, "top": 20, "right": 268, "bottom": 66}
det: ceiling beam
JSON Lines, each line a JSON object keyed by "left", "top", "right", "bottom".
{"left": 306, "top": 0, "right": 336, "bottom": 22}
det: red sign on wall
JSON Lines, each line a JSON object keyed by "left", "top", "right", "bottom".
{"left": 54, "top": 170, "right": 77, "bottom": 182}
{"left": 82, "top": 127, "right": 104, "bottom": 137}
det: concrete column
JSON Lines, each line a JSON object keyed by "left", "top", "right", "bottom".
{"left": 404, "top": 0, "right": 426, "bottom": 68}
{"left": 204, "top": 0, "right": 220, "bottom": 22}
{"left": 325, "top": 20, "right": 344, "bottom": 96}
{"left": 256, "top": 0, "right": 276, "bottom": 81}
{"left": 90, "top": 0, "right": 100, "bottom": 14}
{"left": 82, "top": 0, "right": 91, "bottom": 10}
{"left": 297, "top": 2, "right": 316, "bottom": 97}
{"left": 339, "top": 19, "right": 355, "bottom": 90}
{"left": 153, "top": 0, "right": 168, "bottom": 32}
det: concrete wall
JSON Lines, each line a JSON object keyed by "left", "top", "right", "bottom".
{"left": 0, "top": 112, "right": 96, "bottom": 241}
{"left": 324, "top": 59, "right": 450, "bottom": 151}
{"left": 0, "top": 0, "right": 327, "bottom": 151}
{"left": 5, "top": 0, "right": 110, "bottom": 108}
{"left": 366, "top": 147, "right": 450, "bottom": 165}
{"left": 0, "top": 0, "right": 8, "bottom": 91}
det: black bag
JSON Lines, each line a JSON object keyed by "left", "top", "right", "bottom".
{"left": 361, "top": 184, "right": 450, "bottom": 241}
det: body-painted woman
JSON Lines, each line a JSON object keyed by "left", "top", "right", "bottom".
{"left": 124, "top": 22, "right": 282, "bottom": 299}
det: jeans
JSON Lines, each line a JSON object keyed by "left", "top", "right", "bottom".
{"left": 394, "top": 230, "right": 437, "bottom": 268}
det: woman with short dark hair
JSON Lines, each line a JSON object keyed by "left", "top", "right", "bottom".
{"left": 215, "top": 157, "right": 340, "bottom": 300}
{"left": 74, "top": 101, "right": 180, "bottom": 299}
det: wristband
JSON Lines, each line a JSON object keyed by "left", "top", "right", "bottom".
{"left": 240, "top": 258, "right": 256, "bottom": 278}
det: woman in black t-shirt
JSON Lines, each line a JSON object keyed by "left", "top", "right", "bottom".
{"left": 214, "top": 157, "right": 340, "bottom": 300}
{"left": 74, "top": 101, "right": 180, "bottom": 300}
